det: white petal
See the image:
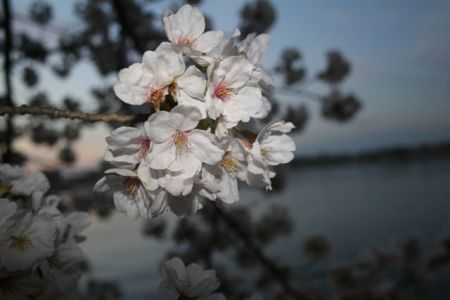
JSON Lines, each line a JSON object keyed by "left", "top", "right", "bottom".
{"left": 214, "top": 56, "right": 254, "bottom": 89}
{"left": 145, "top": 111, "right": 177, "bottom": 143}
{"left": 176, "top": 66, "right": 206, "bottom": 100}
{"left": 177, "top": 91, "right": 207, "bottom": 119}
{"left": 170, "top": 105, "right": 202, "bottom": 131}
{"left": 189, "top": 130, "right": 224, "bottom": 165}
{"left": 192, "top": 31, "right": 223, "bottom": 53}
{"left": 148, "top": 140, "right": 177, "bottom": 171}
{"left": 114, "top": 63, "right": 150, "bottom": 105}
{"left": 163, "top": 4, "right": 205, "bottom": 45}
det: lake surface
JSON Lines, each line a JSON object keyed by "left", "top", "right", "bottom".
{"left": 80, "top": 159, "right": 450, "bottom": 299}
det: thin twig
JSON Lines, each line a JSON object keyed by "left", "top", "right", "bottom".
{"left": 0, "top": 105, "right": 146, "bottom": 123}
{"left": 2, "top": 0, "right": 14, "bottom": 162}
{"left": 277, "top": 87, "right": 324, "bottom": 103}
{"left": 215, "top": 206, "right": 307, "bottom": 300}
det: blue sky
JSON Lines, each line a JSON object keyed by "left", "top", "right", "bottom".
{"left": 9, "top": 0, "right": 450, "bottom": 160}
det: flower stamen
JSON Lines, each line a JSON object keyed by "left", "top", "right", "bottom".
{"left": 173, "top": 131, "right": 190, "bottom": 156}
{"left": 260, "top": 147, "right": 270, "bottom": 158}
{"left": 139, "top": 139, "right": 151, "bottom": 158}
{"left": 124, "top": 177, "right": 141, "bottom": 197}
{"left": 147, "top": 87, "right": 167, "bottom": 111}
{"left": 10, "top": 233, "right": 33, "bottom": 252}
{"left": 221, "top": 153, "right": 240, "bottom": 173}
{"left": 178, "top": 35, "right": 195, "bottom": 46}
{"left": 214, "top": 83, "right": 232, "bottom": 101}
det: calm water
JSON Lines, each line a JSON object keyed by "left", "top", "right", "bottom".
{"left": 81, "top": 159, "right": 450, "bottom": 299}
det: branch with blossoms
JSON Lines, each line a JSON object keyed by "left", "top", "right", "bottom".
{"left": 0, "top": 105, "right": 146, "bottom": 123}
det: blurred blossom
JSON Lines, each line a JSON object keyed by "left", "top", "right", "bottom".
{"left": 0, "top": 164, "right": 90, "bottom": 299}
{"left": 159, "top": 257, "right": 225, "bottom": 300}
{"left": 318, "top": 51, "right": 351, "bottom": 84}
{"left": 302, "top": 235, "right": 331, "bottom": 261}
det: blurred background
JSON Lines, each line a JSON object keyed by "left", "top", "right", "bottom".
{"left": 1, "top": 0, "right": 449, "bottom": 299}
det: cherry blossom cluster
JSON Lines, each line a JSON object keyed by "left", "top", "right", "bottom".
{"left": 95, "top": 4, "right": 296, "bottom": 218}
{"left": 0, "top": 164, "right": 90, "bottom": 299}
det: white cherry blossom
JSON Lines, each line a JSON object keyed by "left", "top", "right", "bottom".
{"left": 105, "top": 126, "right": 151, "bottom": 166}
{"left": 163, "top": 4, "right": 223, "bottom": 55}
{"left": 145, "top": 105, "right": 224, "bottom": 189}
{"left": 94, "top": 168, "right": 167, "bottom": 219}
{"left": 246, "top": 121, "right": 296, "bottom": 190}
{"left": 0, "top": 164, "right": 49, "bottom": 208}
{"left": 159, "top": 257, "right": 225, "bottom": 300}
{"left": 202, "top": 136, "right": 247, "bottom": 204}
{"left": 0, "top": 212, "right": 55, "bottom": 271}
{"left": 114, "top": 42, "right": 206, "bottom": 111}
{"left": 206, "top": 56, "right": 270, "bottom": 128}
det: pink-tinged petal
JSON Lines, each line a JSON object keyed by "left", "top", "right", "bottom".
{"left": 163, "top": 5, "right": 205, "bottom": 46}
{"left": 145, "top": 111, "right": 177, "bottom": 142}
{"left": 189, "top": 130, "right": 224, "bottom": 165}
{"left": 192, "top": 31, "right": 223, "bottom": 53}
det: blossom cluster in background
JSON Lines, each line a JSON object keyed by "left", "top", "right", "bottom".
{"left": 0, "top": 164, "right": 90, "bottom": 300}
{"left": 159, "top": 257, "right": 224, "bottom": 300}
{"left": 95, "top": 4, "right": 296, "bottom": 218}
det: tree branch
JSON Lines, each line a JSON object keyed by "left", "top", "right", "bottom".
{"left": 2, "top": 0, "right": 15, "bottom": 162}
{"left": 0, "top": 105, "right": 146, "bottom": 123}
{"left": 215, "top": 205, "right": 307, "bottom": 300}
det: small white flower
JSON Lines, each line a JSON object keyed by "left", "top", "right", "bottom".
{"left": 114, "top": 42, "right": 206, "bottom": 111}
{"left": 202, "top": 136, "right": 247, "bottom": 204}
{"left": 94, "top": 168, "right": 167, "bottom": 219}
{"left": 245, "top": 121, "right": 296, "bottom": 190}
{"left": 159, "top": 257, "right": 225, "bottom": 300}
{"left": 145, "top": 105, "right": 224, "bottom": 190}
{"left": 105, "top": 126, "right": 152, "bottom": 166}
{"left": 206, "top": 56, "right": 269, "bottom": 128}
{"left": 163, "top": 4, "right": 223, "bottom": 55}
{"left": 0, "top": 212, "right": 55, "bottom": 271}
{"left": 0, "top": 164, "right": 49, "bottom": 208}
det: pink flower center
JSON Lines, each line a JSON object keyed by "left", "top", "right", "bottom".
{"left": 178, "top": 35, "right": 195, "bottom": 46}
{"left": 147, "top": 87, "right": 167, "bottom": 110}
{"left": 214, "top": 83, "right": 232, "bottom": 101}
{"left": 173, "top": 131, "right": 190, "bottom": 156}
{"left": 139, "top": 138, "right": 151, "bottom": 157}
